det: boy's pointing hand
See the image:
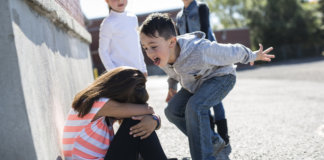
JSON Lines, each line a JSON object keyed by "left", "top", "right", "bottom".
{"left": 165, "top": 88, "right": 177, "bottom": 102}
{"left": 250, "top": 44, "right": 275, "bottom": 66}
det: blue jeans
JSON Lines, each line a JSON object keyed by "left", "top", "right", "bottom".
{"left": 165, "top": 75, "right": 236, "bottom": 160}
{"left": 211, "top": 102, "right": 225, "bottom": 121}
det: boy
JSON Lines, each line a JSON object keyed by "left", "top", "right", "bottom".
{"left": 176, "top": 0, "right": 229, "bottom": 145}
{"left": 139, "top": 13, "right": 274, "bottom": 160}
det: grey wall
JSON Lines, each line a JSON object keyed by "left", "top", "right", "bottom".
{"left": 0, "top": 0, "right": 93, "bottom": 159}
{"left": 0, "top": 0, "right": 37, "bottom": 159}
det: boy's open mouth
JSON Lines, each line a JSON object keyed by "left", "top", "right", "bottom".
{"left": 153, "top": 57, "right": 160, "bottom": 65}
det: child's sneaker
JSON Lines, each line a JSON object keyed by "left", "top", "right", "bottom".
{"left": 212, "top": 136, "right": 226, "bottom": 156}
{"left": 224, "top": 139, "right": 230, "bottom": 147}
{"left": 215, "top": 119, "right": 230, "bottom": 146}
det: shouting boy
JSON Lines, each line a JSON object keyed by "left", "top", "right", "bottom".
{"left": 139, "top": 13, "right": 274, "bottom": 160}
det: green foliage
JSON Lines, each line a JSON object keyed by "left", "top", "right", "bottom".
{"left": 205, "top": 0, "right": 266, "bottom": 29}
{"left": 206, "top": 0, "right": 324, "bottom": 60}
{"left": 319, "top": 0, "right": 324, "bottom": 27}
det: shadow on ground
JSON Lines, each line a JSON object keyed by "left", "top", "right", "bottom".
{"left": 179, "top": 145, "right": 232, "bottom": 160}
{"left": 236, "top": 56, "right": 324, "bottom": 71}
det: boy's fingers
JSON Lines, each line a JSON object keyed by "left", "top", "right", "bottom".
{"left": 259, "top": 43, "right": 263, "bottom": 52}
{"left": 263, "top": 47, "right": 273, "bottom": 54}
{"left": 263, "top": 55, "right": 275, "bottom": 61}
{"left": 165, "top": 96, "right": 170, "bottom": 102}
{"left": 166, "top": 94, "right": 172, "bottom": 102}
{"left": 250, "top": 61, "right": 254, "bottom": 66}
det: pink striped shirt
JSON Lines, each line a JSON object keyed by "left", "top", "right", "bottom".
{"left": 62, "top": 98, "right": 114, "bottom": 160}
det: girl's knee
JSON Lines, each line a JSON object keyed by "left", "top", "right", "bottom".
{"left": 120, "top": 118, "right": 140, "bottom": 129}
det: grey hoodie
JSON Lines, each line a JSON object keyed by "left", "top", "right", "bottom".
{"left": 161, "top": 31, "right": 257, "bottom": 93}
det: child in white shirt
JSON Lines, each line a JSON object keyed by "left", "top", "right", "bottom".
{"left": 99, "top": 0, "right": 147, "bottom": 76}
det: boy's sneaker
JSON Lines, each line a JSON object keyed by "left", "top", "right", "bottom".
{"left": 212, "top": 136, "right": 226, "bottom": 156}
{"left": 224, "top": 139, "right": 230, "bottom": 147}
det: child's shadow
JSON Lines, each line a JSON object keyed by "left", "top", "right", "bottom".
{"left": 215, "top": 145, "right": 232, "bottom": 160}
{"left": 181, "top": 145, "right": 231, "bottom": 160}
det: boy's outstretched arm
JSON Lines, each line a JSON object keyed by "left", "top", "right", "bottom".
{"left": 203, "top": 41, "right": 274, "bottom": 66}
{"left": 96, "top": 99, "right": 154, "bottom": 119}
{"left": 250, "top": 44, "right": 275, "bottom": 66}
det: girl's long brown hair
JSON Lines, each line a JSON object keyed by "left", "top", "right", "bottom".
{"left": 72, "top": 66, "right": 148, "bottom": 117}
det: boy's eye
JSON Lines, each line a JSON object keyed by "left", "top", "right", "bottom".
{"left": 151, "top": 46, "right": 157, "bottom": 49}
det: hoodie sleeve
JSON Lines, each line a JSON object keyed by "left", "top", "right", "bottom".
{"left": 161, "top": 66, "right": 179, "bottom": 90}
{"left": 201, "top": 41, "right": 257, "bottom": 66}
{"left": 167, "top": 78, "right": 178, "bottom": 90}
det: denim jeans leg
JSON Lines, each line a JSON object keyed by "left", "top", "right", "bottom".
{"left": 213, "top": 102, "right": 225, "bottom": 121}
{"left": 164, "top": 88, "right": 193, "bottom": 135}
{"left": 185, "top": 75, "right": 236, "bottom": 160}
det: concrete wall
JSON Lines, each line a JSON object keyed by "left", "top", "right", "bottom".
{"left": 0, "top": 0, "right": 93, "bottom": 159}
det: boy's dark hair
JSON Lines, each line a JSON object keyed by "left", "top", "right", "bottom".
{"left": 72, "top": 67, "right": 148, "bottom": 117}
{"left": 140, "top": 13, "right": 177, "bottom": 40}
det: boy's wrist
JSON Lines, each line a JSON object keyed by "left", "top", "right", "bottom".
{"left": 251, "top": 51, "right": 259, "bottom": 62}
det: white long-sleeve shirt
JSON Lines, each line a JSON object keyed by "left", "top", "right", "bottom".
{"left": 98, "top": 10, "right": 147, "bottom": 73}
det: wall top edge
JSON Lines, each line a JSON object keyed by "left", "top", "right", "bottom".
{"left": 26, "top": 0, "right": 92, "bottom": 43}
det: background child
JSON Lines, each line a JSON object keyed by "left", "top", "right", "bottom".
{"left": 139, "top": 13, "right": 274, "bottom": 160}
{"left": 175, "top": 0, "right": 229, "bottom": 145}
{"left": 62, "top": 67, "right": 167, "bottom": 160}
{"left": 99, "top": 0, "right": 147, "bottom": 76}
{"left": 176, "top": 0, "right": 216, "bottom": 41}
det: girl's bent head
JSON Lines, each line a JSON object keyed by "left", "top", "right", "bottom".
{"left": 72, "top": 66, "right": 148, "bottom": 117}
{"left": 105, "top": 0, "right": 127, "bottom": 13}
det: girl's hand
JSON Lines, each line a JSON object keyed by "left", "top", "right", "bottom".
{"left": 165, "top": 88, "right": 177, "bottom": 102}
{"left": 129, "top": 115, "right": 157, "bottom": 139}
{"left": 250, "top": 44, "right": 275, "bottom": 66}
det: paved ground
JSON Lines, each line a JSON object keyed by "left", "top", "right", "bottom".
{"left": 145, "top": 57, "right": 324, "bottom": 160}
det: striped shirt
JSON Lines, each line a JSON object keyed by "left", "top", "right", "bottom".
{"left": 62, "top": 98, "right": 114, "bottom": 160}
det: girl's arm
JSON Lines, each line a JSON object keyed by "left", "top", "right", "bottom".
{"left": 96, "top": 99, "right": 154, "bottom": 119}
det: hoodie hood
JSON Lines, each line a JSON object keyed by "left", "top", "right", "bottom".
{"left": 175, "top": 31, "right": 206, "bottom": 64}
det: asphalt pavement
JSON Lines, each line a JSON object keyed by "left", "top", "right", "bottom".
{"left": 146, "top": 57, "right": 324, "bottom": 160}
